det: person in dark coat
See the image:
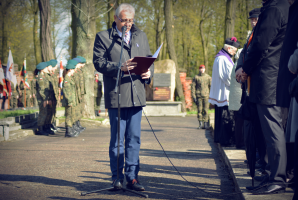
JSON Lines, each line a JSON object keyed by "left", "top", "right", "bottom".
{"left": 276, "top": 0, "right": 298, "bottom": 191}
{"left": 93, "top": 3, "right": 153, "bottom": 191}
{"left": 236, "top": 0, "right": 289, "bottom": 195}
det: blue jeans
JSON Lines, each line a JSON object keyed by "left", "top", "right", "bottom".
{"left": 108, "top": 107, "right": 142, "bottom": 182}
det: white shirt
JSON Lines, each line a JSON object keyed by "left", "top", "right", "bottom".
{"left": 116, "top": 27, "right": 131, "bottom": 46}
{"left": 209, "top": 56, "right": 234, "bottom": 107}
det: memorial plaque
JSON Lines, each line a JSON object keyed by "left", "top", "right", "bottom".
{"left": 153, "top": 87, "right": 171, "bottom": 100}
{"left": 153, "top": 73, "right": 171, "bottom": 87}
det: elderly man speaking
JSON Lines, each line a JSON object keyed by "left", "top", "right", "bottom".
{"left": 209, "top": 37, "right": 240, "bottom": 146}
{"left": 93, "top": 3, "right": 154, "bottom": 191}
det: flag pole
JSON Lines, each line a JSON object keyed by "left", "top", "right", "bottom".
{"left": 7, "top": 46, "right": 11, "bottom": 110}
{"left": 24, "top": 55, "right": 26, "bottom": 108}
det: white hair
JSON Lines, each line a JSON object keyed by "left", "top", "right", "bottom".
{"left": 224, "top": 44, "right": 237, "bottom": 51}
{"left": 115, "top": 3, "right": 135, "bottom": 17}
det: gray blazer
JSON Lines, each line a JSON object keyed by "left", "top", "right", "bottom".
{"left": 93, "top": 22, "right": 154, "bottom": 108}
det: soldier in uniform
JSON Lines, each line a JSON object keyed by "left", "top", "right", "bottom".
{"left": 30, "top": 74, "right": 38, "bottom": 107}
{"left": 19, "top": 76, "right": 31, "bottom": 108}
{"left": 10, "top": 81, "right": 19, "bottom": 109}
{"left": 73, "top": 56, "right": 86, "bottom": 130}
{"left": 46, "top": 59, "right": 60, "bottom": 132}
{"left": 94, "top": 73, "right": 102, "bottom": 116}
{"left": 62, "top": 59, "right": 80, "bottom": 137}
{"left": 191, "top": 64, "right": 211, "bottom": 129}
{"left": 35, "top": 62, "right": 51, "bottom": 136}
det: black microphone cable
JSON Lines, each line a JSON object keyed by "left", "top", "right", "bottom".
{"left": 123, "top": 64, "right": 245, "bottom": 197}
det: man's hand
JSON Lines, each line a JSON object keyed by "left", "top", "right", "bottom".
{"left": 141, "top": 70, "right": 151, "bottom": 79}
{"left": 48, "top": 100, "right": 52, "bottom": 106}
{"left": 33, "top": 94, "right": 35, "bottom": 98}
{"left": 121, "top": 58, "right": 137, "bottom": 72}
{"left": 43, "top": 101, "right": 47, "bottom": 107}
{"left": 235, "top": 67, "right": 248, "bottom": 82}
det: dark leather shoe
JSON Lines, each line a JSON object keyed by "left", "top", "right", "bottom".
{"left": 252, "top": 184, "right": 285, "bottom": 195}
{"left": 109, "top": 179, "right": 123, "bottom": 191}
{"left": 246, "top": 177, "right": 269, "bottom": 190}
{"left": 126, "top": 179, "right": 145, "bottom": 191}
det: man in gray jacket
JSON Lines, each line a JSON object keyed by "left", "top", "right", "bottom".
{"left": 93, "top": 3, "right": 153, "bottom": 192}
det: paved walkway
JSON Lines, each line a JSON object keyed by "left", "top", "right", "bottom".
{"left": 0, "top": 116, "right": 238, "bottom": 200}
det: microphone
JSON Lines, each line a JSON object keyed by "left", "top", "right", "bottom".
{"left": 122, "top": 26, "right": 127, "bottom": 35}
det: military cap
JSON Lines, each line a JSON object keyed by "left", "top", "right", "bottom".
{"left": 199, "top": 65, "right": 205, "bottom": 69}
{"left": 73, "top": 58, "right": 81, "bottom": 63}
{"left": 47, "top": 59, "right": 58, "bottom": 67}
{"left": 66, "top": 59, "right": 78, "bottom": 69}
{"left": 76, "top": 56, "right": 86, "bottom": 63}
{"left": 36, "top": 62, "right": 48, "bottom": 70}
{"left": 225, "top": 37, "right": 240, "bottom": 48}
{"left": 248, "top": 8, "right": 261, "bottom": 19}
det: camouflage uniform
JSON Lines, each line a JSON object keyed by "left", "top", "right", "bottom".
{"left": 36, "top": 72, "right": 50, "bottom": 127}
{"left": 94, "top": 79, "right": 102, "bottom": 110}
{"left": 10, "top": 82, "right": 19, "bottom": 109}
{"left": 30, "top": 79, "right": 38, "bottom": 107}
{"left": 191, "top": 72, "right": 212, "bottom": 122}
{"left": 46, "top": 70, "right": 59, "bottom": 124}
{"left": 19, "top": 80, "right": 31, "bottom": 107}
{"left": 79, "top": 68, "right": 86, "bottom": 118}
{"left": 73, "top": 71, "right": 81, "bottom": 122}
{"left": 62, "top": 74, "right": 76, "bottom": 127}
{"left": 45, "top": 72, "right": 57, "bottom": 125}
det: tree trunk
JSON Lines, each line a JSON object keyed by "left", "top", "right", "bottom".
{"left": 164, "top": 0, "right": 185, "bottom": 112}
{"left": 245, "top": 0, "right": 250, "bottom": 31}
{"left": 1, "top": 0, "right": 14, "bottom": 64}
{"left": 38, "top": 0, "right": 55, "bottom": 62}
{"left": 224, "top": 0, "right": 236, "bottom": 40}
{"left": 32, "top": 0, "right": 42, "bottom": 64}
{"left": 71, "top": 0, "right": 96, "bottom": 118}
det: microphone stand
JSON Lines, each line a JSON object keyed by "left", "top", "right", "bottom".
{"left": 81, "top": 26, "right": 148, "bottom": 198}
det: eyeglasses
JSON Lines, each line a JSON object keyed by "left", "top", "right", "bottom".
{"left": 116, "top": 15, "right": 134, "bottom": 24}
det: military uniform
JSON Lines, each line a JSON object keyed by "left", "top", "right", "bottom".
{"left": 36, "top": 72, "right": 50, "bottom": 127}
{"left": 63, "top": 74, "right": 76, "bottom": 128}
{"left": 191, "top": 72, "right": 212, "bottom": 123}
{"left": 94, "top": 78, "right": 102, "bottom": 110}
{"left": 73, "top": 70, "right": 81, "bottom": 122}
{"left": 46, "top": 70, "right": 59, "bottom": 126}
{"left": 19, "top": 80, "right": 31, "bottom": 107}
{"left": 30, "top": 78, "right": 38, "bottom": 107}
{"left": 10, "top": 82, "right": 19, "bottom": 109}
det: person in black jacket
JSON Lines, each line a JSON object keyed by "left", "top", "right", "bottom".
{"left": 93, "top": 3, "right": 153, "bottom": 192}
{"left": 236, "top": 0, "right": 289, "bottom": 195}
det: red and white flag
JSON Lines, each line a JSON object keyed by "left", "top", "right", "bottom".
{"left": 0, "top": 59, "right": 8, "bottom": 94}
{"left": 6, "top": 49, "right": 14, "bottom": 83}
{"left": 59, "top": 58, "right": 63, "bottom": 88}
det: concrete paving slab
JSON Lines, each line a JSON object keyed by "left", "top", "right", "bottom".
{"left": 0, "top": 116, "right": 239, "bottom": 200}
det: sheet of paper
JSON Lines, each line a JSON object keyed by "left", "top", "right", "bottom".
{"left": 152, "top": 43, "right": 163, "bottom": 58}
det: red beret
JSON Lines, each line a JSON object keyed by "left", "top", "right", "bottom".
{"left": 199, "top": 65, "right": 205, "bottom": 69}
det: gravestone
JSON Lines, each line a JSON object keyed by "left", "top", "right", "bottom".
{"left": 153, "top": 73, "right": 171, "bottom": 101}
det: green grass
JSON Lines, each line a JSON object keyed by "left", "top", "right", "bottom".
{"left": 0, "top": 109, "right": 38, "bottom": 119}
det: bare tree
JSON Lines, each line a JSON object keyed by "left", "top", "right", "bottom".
{"left": 224, "top": 0, "right": 236, "bottom": 40}
{"left": 29, "top": 0, "right": 42, "bottom": 64}
{"left": 71, "top": 0, "right": 114, "bottom": 118}
{"left": 38, "top": 0, "right": 55, "bottom": 61}
{"left": 164, "top": 0, "right": 185, "bottom": 112}
{"left": 198, "top": 0, "right": 213, "bottom": 74}
{"left": 1, "top": 0, "right": 15, "bottom": 64}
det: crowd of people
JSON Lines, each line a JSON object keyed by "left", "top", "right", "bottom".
{"left": 192, "top": 0, "right": 298, "bottom": 197}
